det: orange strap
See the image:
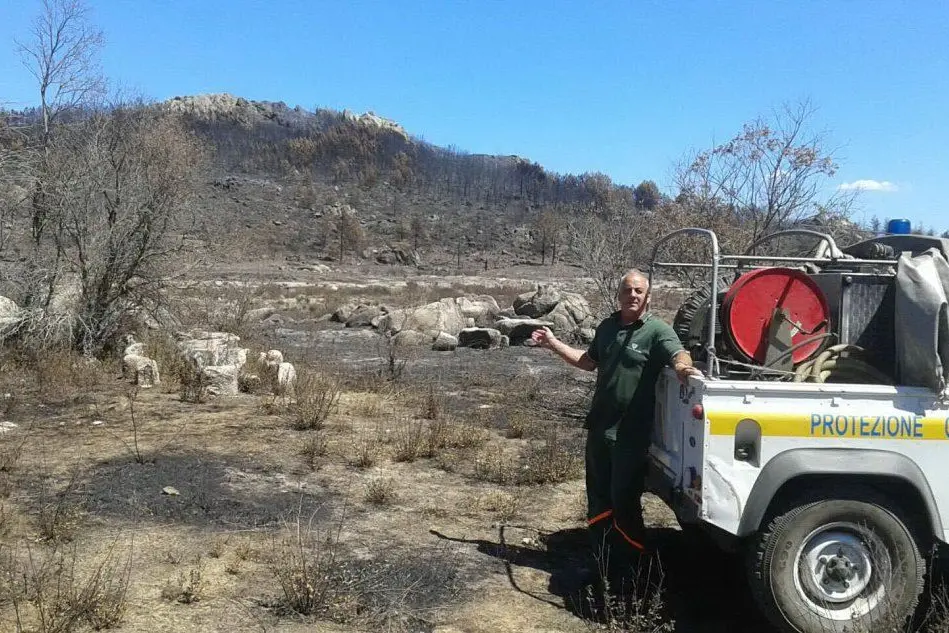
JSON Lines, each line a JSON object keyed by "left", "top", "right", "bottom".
{"left": 587, "top": 509, "right": 613, "bottom": 526}
{"left": 613, "top": 519, "right": 646, "bottom": 552}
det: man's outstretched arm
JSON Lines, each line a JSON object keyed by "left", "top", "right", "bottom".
{"left": 531, "top": 327, "right": 597, "bottom": 371}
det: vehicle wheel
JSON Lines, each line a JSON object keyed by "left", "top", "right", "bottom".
{"left": 747, "top": 491, "right": 925, "bottom": 633}
{"left": 672, "top": 279, "right": 730, "bottom": 361}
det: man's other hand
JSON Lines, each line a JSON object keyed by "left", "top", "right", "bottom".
{"left": 530, "top": 327, "right": 557, "bottom": 349}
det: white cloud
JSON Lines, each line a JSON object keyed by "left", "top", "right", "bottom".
{"left": 837, "top": 179, "right": 899, "bottom": 192}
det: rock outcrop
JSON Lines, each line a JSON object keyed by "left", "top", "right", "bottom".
{"left": 432, "top": 332, "right": 458, "bottom": 351}
{"left": 380, "top": 298, "right": 467, "bottom": 339}
{"left": 121, "top": 336, "right": 160, "bottom": 388}
{"left": 495, "top": 318, "right": 555, "bottom": 346}
{"left": 458, "top": 327, "right": 504, "bottom": 349}
{"left": 324, "top": 286, "right": 595, "bottom": 348}
{"left": 175, "top": 330, "right": 249, "bottom": 396}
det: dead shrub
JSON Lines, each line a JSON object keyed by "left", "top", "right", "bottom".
{"left": 7, "top": 540, "right": 133, "bottom": 633}
{"left": 299, "top": 434, "right": 328, "bottom": 471}
{"left": 377, "top": 334, "right": 409, "bottom": 383}
{"left": 1, "top": 392, "right": 17, "bottom": 417}
{"left": 267, "top": 511, "right": 360, "bottom": 620}
{"left": 364, "top": 477, "right": 397, "bottom": 505}
{"left": 32, "top": 347, "right": 110, "bottom": 405}
{"left": 924, "top": 588, "right": 949, "bottom": 633}
{"left": 392, "top": 418, "right": 426, "bottom": 462}
{"left": 0, "top": 430, "right": 25, "bottom": 473}
{"left": 584, "top": 556, "right": 674, "bottom": 633}
{"left": 161, "top": 566, "right": 204, "bottom": 604}
{"left": 443, "top": 422, "right": 490, "bottom": 450}
{"left": 177, "top": 361, "right": 209, "bottom": 404}
{"left": 426, "top": 416, "right": 452, "bottom": 454}
{"left": 207, "top": 537, "right": 226, "bottom": 559}
{"left": 418, "top": 383, "right": 443, "bottom": 420}
{"left": 144, "top": 332, "right": 187, "bottom": 394}
{"left": 350, "top": 437, "right": 380, "bottom": 469}
{"left": 37, "top": 469, "right": 86, "bottom": 544}
{"left": 291, "top": 371, "right": 341, "bottom": 431}
{"left": 471, "top": 431, "right": 581, "bottom": 487}
{"left": 392, "top": 416, "right": 485, "bottom": 462}
{"left": 241, "top": 352, "right": 276, "bottom": 395}
{"left": 0, "top": 502, "right": 8, "bottom": 536}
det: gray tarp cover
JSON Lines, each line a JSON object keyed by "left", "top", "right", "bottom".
{"left": 896, "top": 247, "right": 949, "bottom": 397}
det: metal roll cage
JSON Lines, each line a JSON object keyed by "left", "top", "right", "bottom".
{"left": 648, "top": 228, "right": 899, "bottom": 379}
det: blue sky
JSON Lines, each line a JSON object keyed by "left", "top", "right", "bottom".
{"left": 2, "top": 0, "right": 947, "bottom": 231}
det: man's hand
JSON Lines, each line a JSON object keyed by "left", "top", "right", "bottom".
{"left": 531, "top": 326, "right": 596, "bottom": 370}
{"left": 674, "top": 364, "right": 703, "bottom": 384}
{"left": 530, "top": 326, "right": 557, "bottom": 349}
{"left": 672, "top": 352, "right": 703, "bottom": 384}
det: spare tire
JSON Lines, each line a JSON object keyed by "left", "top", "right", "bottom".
{"left": 672, "top": 279, "right": 730, "bottom": 360}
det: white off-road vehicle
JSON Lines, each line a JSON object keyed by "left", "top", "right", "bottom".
{"left": 645, "top": 226, "right": 949, "bottom": 633}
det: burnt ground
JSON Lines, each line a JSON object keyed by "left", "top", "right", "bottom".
{"left": 0, "top": 266, "right": 946, "bottom": 633}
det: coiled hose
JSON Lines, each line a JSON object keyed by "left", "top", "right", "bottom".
{"left": 793, "top": 344, "right": 893, "bottom": 385}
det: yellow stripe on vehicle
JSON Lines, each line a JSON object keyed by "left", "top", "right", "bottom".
{"left": 707, "top": 411, "right": 949, "bottom": 440}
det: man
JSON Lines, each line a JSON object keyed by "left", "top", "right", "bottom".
{"left": 531, "top": 269, "right": 701, "bottom": 587}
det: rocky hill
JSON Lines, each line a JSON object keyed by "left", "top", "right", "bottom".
{"left": 158, "top": 93, "right": 645, "bottom": 273}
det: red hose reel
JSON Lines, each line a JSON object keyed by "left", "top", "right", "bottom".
{"left": 720, "top": 268, "right": 831, "bottom": 366}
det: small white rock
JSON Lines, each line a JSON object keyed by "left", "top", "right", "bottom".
{"left": 162, "top": 486, "right": 180, "bottom": 496}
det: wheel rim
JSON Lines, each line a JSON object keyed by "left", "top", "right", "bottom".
{"left": 791, "top": 521, "right": 888, "bottom": 620}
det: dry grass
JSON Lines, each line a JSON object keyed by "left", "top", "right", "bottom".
{"left": 519, "top": 429, "right": 584, "bottom": 485}
{"left": 346, "top": 390, "right": 390, "bottom": 418}
{"left": 510, "top": 370, "right": 543, "bottom": 405}
{"left": 0, "top": 307, "right": 663, "bottom": 633}
{"left": 472, "top": 445, "right": 519, "bottom": 486}
{"left": 266, "top": 509, "right": 462, "bottom": 631}
{"left": 584, "top": 557, "right": 675, "bottom": 633}
{"left": 502, "top": 408, "right": 541, "bottom": 439}
{"left": 476, "top": 490, "right": 520, "bottom": 523}
{"left": 392, "top": 417, "right": 428, "bottom": 462}
{"left": 161, "top": 565, "right": 204, "bottom": 604}
{"left": 299, "top": 433, "right": 328, "bottom": 471}
{"left": 470, "top": 429, "right": 582, "bottom": 487}
{"left": 33, "top": 348, "right": 112, "bottom": 406}
{"left": 364, "top": 477, "right": 397, "bottom": 505}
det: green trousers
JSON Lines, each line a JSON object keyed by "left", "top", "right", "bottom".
{"left": 584, "top": 425, "right": 649, "bottom": 582}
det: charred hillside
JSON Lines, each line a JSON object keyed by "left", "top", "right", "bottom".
{"left": 164, "top": 93, "right": 648, "bottom": 270}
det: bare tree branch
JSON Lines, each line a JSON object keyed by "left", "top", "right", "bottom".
{"left": 16, "top": 0, "right": 105, "bottom": 143}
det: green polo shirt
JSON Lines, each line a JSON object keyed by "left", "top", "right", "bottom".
{"left": 584, "top": 311, "right": 684, "bottom": 440}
